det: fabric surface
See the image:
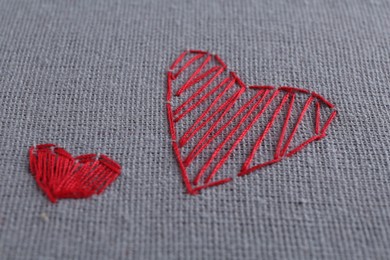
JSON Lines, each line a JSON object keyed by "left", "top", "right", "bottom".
{"left": 0, "top": 0, "right": 389, "bottom": 259}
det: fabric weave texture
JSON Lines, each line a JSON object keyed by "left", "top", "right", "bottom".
{"left": 0, "top": 0, "right": 389, "bottom": 259}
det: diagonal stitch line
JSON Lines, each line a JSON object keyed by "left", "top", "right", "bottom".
{"left": 279, "top": 95, "right": 315, "bottom": 156}
{"left": 315, "top": 101, "right": 321, "bottom": 134}
{"left": 74, "top": 161, "right": 106, "bottom": 189}
{"left": 85, "top": 165, "right": 114, "bottom": 193}
{"left": 176, "top": 51, "right": 228, "bottom": 91}
{"left": 181, "top": 86, "right": 244, "bottom": 148}
{"left": 320, "top": 110, "right": 337, "bottom": 134}
{"left": 173, "top": 66, "right": 224, "bottom": 115}
{"left": 182, "top": 86, "right": 245, "bottom": 165}
{"left": 230, "top": 71, "right": 246, "bottom": 89}
{"left": 239, "top": 158, "right": 282, "bottom": 177}
{"left": 194, "top": 90, "right": 271, "bottom": 185}
{"left": 173, "top": 67, "right": 225, "bottom": 120}
{"left": 191, "top": 177, "right": 233, "bottom": 194}
{"left": 169, "top": 51, "right": 188, "bottom": 71}
{"left": 286, "top": 135, "right": 323, "bottom": 157}
{"left": 173, "top": 53, "right": 205, "bottom": 79}
{"left": 274, "top": 93, "right": 296, "bottom": 159}
{"left": 58, "top": 161, "right": 97, "bottom": 192}
{"left": 175, "top": 75, "right": 232, "bottom": 122}
{"left": 176, "top": 55, "right": 212, "bottom": 96}
{"left": 205, "top": 90, "right": 281, "bottom": 184}
{"left": 185, "top": 89, "right": 264, "bottom": 169}
{"left": 179, "top": 65, "right": 222, "bottom": 94}
{"left": 184, "top": 85, "right": 245, "bottom": 162}
{"left": 214, "top": 54, "right": 227, "bottom": 68}
{"left": 241, "top": 92, "right": 291, "bottom": 172}
{"left": 188, "top": 89, "right": 266, "bottom": 162}
{"left": 311, "top": 92, "right": 334, "bottom": 108}
{"left": 78, "top": 164, "right": 103, "bottom": 189}
{"left": 179, "top": 77, "right": 239, "bottom": 147}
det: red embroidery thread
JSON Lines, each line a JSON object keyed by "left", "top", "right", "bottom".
{"left": 29, "top": 144, "right": 121, "bottom": 203}
{"left": 167, "top": 50, "right": 337, "bottom": 194}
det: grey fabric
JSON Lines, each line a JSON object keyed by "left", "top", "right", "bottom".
{"left": 0, "top": 0, "right": 389, "bottom": 259}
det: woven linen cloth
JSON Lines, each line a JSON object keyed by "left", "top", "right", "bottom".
{"left": 0, "top": 0, "right": 389, "bottom": 259}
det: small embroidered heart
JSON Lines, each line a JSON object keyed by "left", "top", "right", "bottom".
{"left": 28, "top": 144, "right": 121, "bottom": 203}
{"left": 166, "top": 50, "right": 337, "bottom": 194}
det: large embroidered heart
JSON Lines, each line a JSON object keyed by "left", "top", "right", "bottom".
{"left": 166, "top": 50, "right": 337, "bottom": 194}
{"left": 29, "top": 144, "right": 121, "bottom": 203}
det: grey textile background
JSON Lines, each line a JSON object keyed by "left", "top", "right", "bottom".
{"left": 0, "top": 0, "right": 389, "bottom": 259}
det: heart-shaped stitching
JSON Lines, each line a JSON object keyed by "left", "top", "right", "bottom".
{"left": 166, "top": 50, "right": 337, "bottom": 194}
{"left": 29, "top": 144, "right": 121, "bottom": 203}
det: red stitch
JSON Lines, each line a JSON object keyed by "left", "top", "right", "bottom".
{"left": 166, "top": 51, "right": 337, "bottom": 194}
{"left": 279, "top": 86, "right": 310, "bottom": 94}
{"left": 189, "top": 50, "right": 209, "bottom": 54}
{"left": 179, "top": 76, "right": 237, "bottom": 147}
{"left": 230, "top": 71, "right": 246, "bottom": 89}
{"left": 241, "top": 93, "right": 291, "bottom": 172}
{"left": 176, "top": 54, "right": 211, "bottom": 96}
{"left": 182, "top": 85, "right": 250, "bottom": 165}
{"left": 311, "top": 91, "right": 335, "bottom": 108}
{"left": 274, "top": 93, "right": 295, "bottom": 159}
{"left": 169, "top": 51, "right": 187, "bottom": 71}
{"left": 321, "top": 110, "right": 338, "bottom": 134}
{"left": 173, "top": 66, "right": 225, "bottom": 120}
{"left": 167, "top": 100, "right": 194, "bottom": 193}
{"left": 286, "top": 135, "right": 323, "bottom": 157}
{"left": 28, "top": 144, "right": 121, "bottom": 203}
{"left": 54, "top": 147, "right": 73, "bottom": 159}
{"left": 99, "top": 154, "right": 122, "bottom": 172}
{"left": 191, "top": 177, "right": 233, "bottom": 194}
{"left": 238, "top": 158, "right": 282, "bottom": 177}
{"left": 173, "top": 53, "right": 204, "bottom": 80}
{"left": 315, "top": 101, "right": 321, "bottom": 135}
{"left": 214, "top": 55, "right": 227, "bottom": 68}
{"left": 204, "top": 90, "right": 281, "bottom": 184}
{"left": 176, "top": 66, "right": 221, "bottom": 97}
{"left": 279, "top": 95, "right": 314, "bottom": 156}
{"left": 186, "top": 89, "right": 266, "bottom": 170}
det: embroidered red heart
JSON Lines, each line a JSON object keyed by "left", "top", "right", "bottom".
{"left": 29, "top": 144, "right": 121, "bottom": 203}
{"left": 166, "top": 50, "right": 337, "bottom": 194}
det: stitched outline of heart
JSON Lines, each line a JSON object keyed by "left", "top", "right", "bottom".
{"left": 166, "top": 50, "right": 337, "bottom": 194}
{"left": 29, "top": 144, "right": 121, "bottom": 203}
